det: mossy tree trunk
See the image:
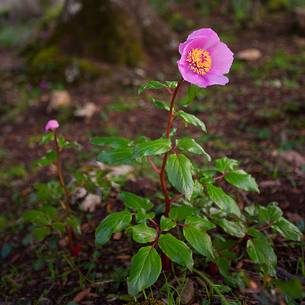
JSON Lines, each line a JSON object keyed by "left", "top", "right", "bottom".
{"left": 50, "top": 0, "right": 175, "bottom": 66}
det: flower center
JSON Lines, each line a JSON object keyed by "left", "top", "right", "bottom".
{"left": 187, "top": 48, "right": 212, "bottom": 75}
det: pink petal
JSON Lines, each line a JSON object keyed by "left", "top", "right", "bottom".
{"left": 209, "top": 42, "right": 234, "bottom": 75}
{"left": 204, "top": 73, "right": 229, "bottom": 86}
{"left": 45, "top": 119, "right": 59, "bottom": 132}
{"left": 178, "top": 61, "right": 208, "bottom": 88}
{"left": 179, "top": 28, "right": 220, "bottom": 54}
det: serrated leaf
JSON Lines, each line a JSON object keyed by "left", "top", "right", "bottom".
{"left": 177, "top": 110, "right": 207, "bottom": 132}
{"left": 165, "top": 81, "right": 178, "bottom": 89}
{"left": 183, "top": 225, "right": 214, "bottom": 258}
{"left": 91, "top": 136, "right": 130, "bottom": 148}
{"left": 166, "top": 154, "right": 194, "bottom": 199}
{"left": 158, "top": 233, "right": 194, "bottom": 270}
{"left": 185, "top": 215, "right": 215, "bottom": 231}
{"left": 128, "top": 246, "right": 161, "bottom": 295}
{"left": 95, "top": 211, "right": 132, "bottom": 246}
{"left": 169, "top": 206, "right": 198, "bottom": 221}
{"left": 32, "top": 227, "right": 51, "bottom": 241}
{"left": 52, "top": 222, "right": 66, "bottom": 234}
{"left": 216, "top": 219, "right": 246, "bottom": 238}
{"left": 176, "top": 138, "right": 211, "bottom": 161}
{"left": 206, "top": 184, "right": 241, "bottom": 217}
{"left": 134, "top": 138, "right": 171, "bottom": 158}
{"left": 215, "top": 157, "right": 239, "bottom": 173}
{"left": 247, "top": 237, "right": 277, "bottom": 275}
{"left": 97, "top": 147, "right": 133, "bottom": 165}
{"left": 258, "top": 202, "right": 283, "bottom": 224}
{"left": 272, "top": 217, "right": 302, "bottom": 241}
{"left": 160, "top": 216, "right": 176, "bottom": 231}
{"left": 120, "top": 192, "right": 153, "bottom": 211}
{"left": 138, "top": 81, "right": 167, "bottom": 94}
{"left": 23, "top": 210, "right": 51, "bottom": 226}
{"left": 131, "top": 224, "right": 157, "bottom": 243}
{"left": 225, "top": 170, "right": 259, "bottom": 193}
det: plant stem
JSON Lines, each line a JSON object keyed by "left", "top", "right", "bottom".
{"left": 54, "top": 131, "right": 71, "bottom": 210}
{"left": 194, "top": 268, "right": 230, "bottom": 305}
{"left": 159, "top": 78, "right": 183, "bottom": 217}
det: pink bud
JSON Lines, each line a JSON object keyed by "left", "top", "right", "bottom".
{"left": 45, "top": 120, "right": 59, "bottom": 132}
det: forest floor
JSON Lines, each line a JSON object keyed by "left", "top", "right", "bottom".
{"left": 0, "top": 10, "right": 305, "bottom": 305}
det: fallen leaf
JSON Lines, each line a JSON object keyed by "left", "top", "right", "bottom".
{"left": 80, "top": 194, "right": 101, "bottom": 212}
{"left": 275, "top": 150, "right": 305, "bottom": 168}
{"left": 181, "top": 278, "right": 195, "bottom": 304}
{"left": 112, "top": 232, "right": 122, "bottom": 240}
{"left": 48, "top": 90, "right": 72, "bottom": 111}
{"left": 116, "top": 255, "right": 131, "bottom": 260}
{"left": 73, "top": 288, "right": 91, "bottom": 303}
{"left": 74, "top": 102, "right": 98, "bottom": 119}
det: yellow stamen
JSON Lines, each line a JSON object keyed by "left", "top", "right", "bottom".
{"left": 187, "top": 48, "right": 212, "bottom": 75}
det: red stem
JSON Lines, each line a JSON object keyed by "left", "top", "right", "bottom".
{"left": 54, "top": 131, "right": 71, "bottom": 210}
{"left": 147, "top": 156, "right": 160, "bottom": 174}
{"left": 159, "top": 79, "right": 184, "bottom": 217}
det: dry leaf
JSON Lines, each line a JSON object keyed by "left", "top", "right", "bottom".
{"left": 181, "top": 278, "right": 195, "bottom": 304}
{"left": 48, "top": 90, "right": 72, "bottom": 111}
{"left": 237, "top": 48, "right": 262, "bottom": 61}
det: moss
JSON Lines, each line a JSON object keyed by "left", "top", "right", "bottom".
{"left": 27, "top": 46, "right": 105, "bottom": 84}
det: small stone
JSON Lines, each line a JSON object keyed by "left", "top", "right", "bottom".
{"left": 181, "top": 278, "right": 195, "bottom": 304}
{"left": 295, "top": 6, "right": 305, "bottom": 32}
{"left": 237, "top": 48, "right": 262, "bottom": 61}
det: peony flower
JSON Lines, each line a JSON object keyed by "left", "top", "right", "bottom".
{"left": 178, "top": 28, "right": 234, "bottom": 88}
{"left": 45, "top": 119, "right": 59, "bottom": 132}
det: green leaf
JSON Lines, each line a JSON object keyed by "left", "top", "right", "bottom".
{"left": 216, "top": 219, "right": 246, "bottom": 238}
{"left": 272, "top": 217, "right": 302, "bottom": 241}
{"left": 97, "top": 147, "right": 133, "bottom": 165}
{"left": 128, "top": 246, "right": 161, "bottom": 295}
{"left": 95, "top": 211, "right": 132, "bottom": 246}
{"left": 67, "top": 216, "right": 81, "bottom": 235}
{"left": 134, "top": 138, "right": 171, "bottom": 158}
{"left": 36, "top": 150, "right": 57, "bottom": 167}
{"left": 23, "top": 210, "right": 51, "bottom": 226}
{"left": 40, "top": 205, "right": 57, "bottom": 219}
{"left": 40, "top": 133, "right": 54, "bottom": 145}
{"left": 131, "top": 224, "right": 157, "bottom": 243}
{"left": 177, "top": 110, "right": 207, "bottom": 132}
{"left": 152, "top": 98, "right": 170, "bottom": 111}
{"left": 165, "top": 81, "right": 178, "bottom": 89}
{"left": 52, "top": 222, "right": 66, "bottom": 234}
{"left": 169, "top": 206, "right": 198, "bottom": 221}
{"left": 158, "top": 233, "right": 194, "bottom": 270}
{"left": 258, "top": 202, "right": 283, "bottom": 224}
{"left": 32, "top": 227, "right": 51, "bottom": 241}
{"left": 135, "top": 210, "right": 155, "bottom": 223}
{"left": 160, "top": 216, "right": 176, "bottom": 231}
{"left": 179, "top": 85, "right": 199, "bottom": 106}
{"left": 166, "top": 154, "right": 194, "bottom": 199}
{"left": 206, "top": 184, "right": 241, "bottom": 217}
{"left": 183, "top": 225, "right": 214, "bottom": 259}
{"left": 91, "top": 136, "right": 130, "bottom": 148}
{"left": 120, "top": 192, "right": 153, "bottom": 211}
{"left": 138, "top": 81, "right": 167, "bottom": 95}
{"left": 185, "top": 215, "right": 215, "bottom": 231}
{"left": 176, "top": 138, "right": 211, "bottom": 161}
{"left": 225, "top": 170, "right": 259, "bottom": 193}
{"left": 215, "top": 157, "right": 239, "bottom": 173}
{"left": 247, "top": 237, "right": 277, "bottom": 275}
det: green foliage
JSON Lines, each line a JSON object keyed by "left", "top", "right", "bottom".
{"left": 127, "top": 246, "right": 162, "bottom": 296}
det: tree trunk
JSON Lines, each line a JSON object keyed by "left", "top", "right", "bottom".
{"left": 50, "top": 0, "right": 176, "bottom": 66}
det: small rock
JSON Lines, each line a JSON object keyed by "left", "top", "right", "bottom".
{"left": 48, "top": 90, "right": 72, "bottom": 112}
{"left": 112, "top": 232, "right": 122, "bottom": 240}
{"left": 237, "top": 48, "right": 262, "bottom": 61}
{"left": 80, "top": 194, "right": 101, "bottom": 212}
{"left": 74, "top": 102, "right": 98, "bottom": 120}
{"left": 107, "top": 165, "right": 134, "bottom": 177}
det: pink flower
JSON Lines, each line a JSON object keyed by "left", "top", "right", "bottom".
{"left": 178, "top": 28, "right": 234, "bottom": 88}
{"left": 45, "top": 120, "right": 59, "bottom": 132}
